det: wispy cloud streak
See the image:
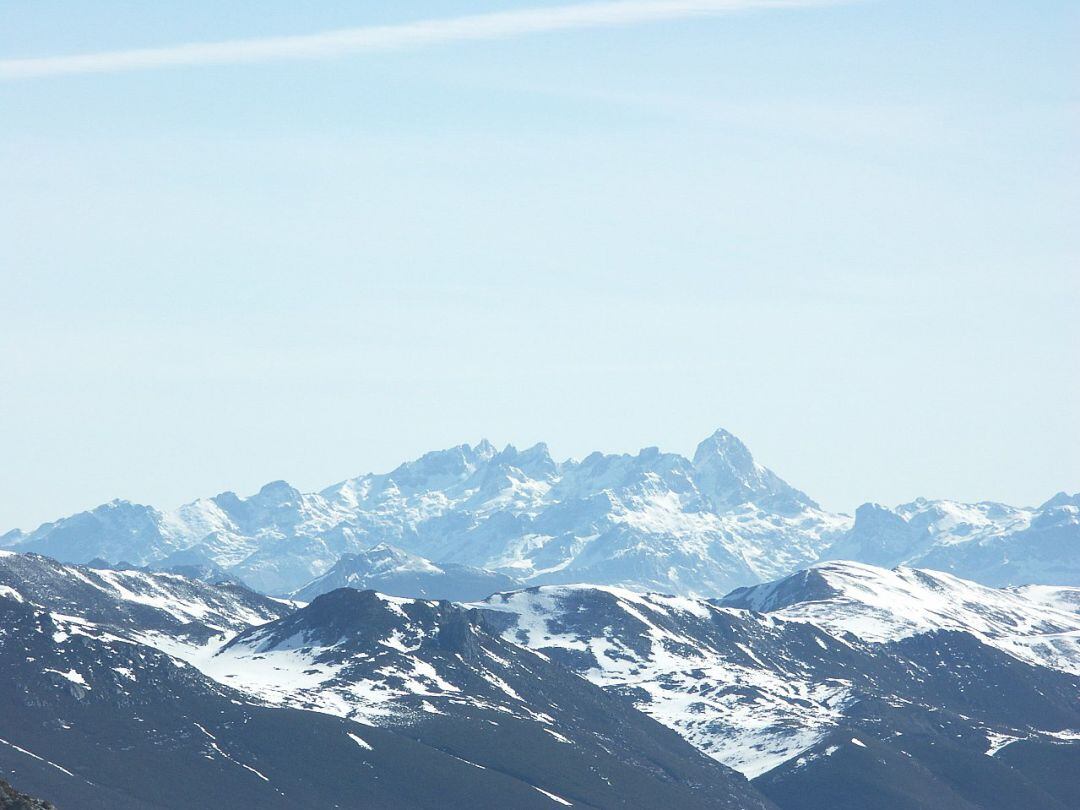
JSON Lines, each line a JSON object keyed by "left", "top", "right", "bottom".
{"left": 0, "top": 0, "right": 845, "bottom": 80}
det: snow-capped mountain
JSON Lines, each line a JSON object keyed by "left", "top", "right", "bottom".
{"left": 3, "top": 431, "right": 1077, "bottom": 598}
{"left": 473, "top": 563, "right": 1080, "bottom": 808}
{"left": 476, "top": 584, "right": 857, "bottom": 778}
{"left": 0, "top": 549, "right": 289, "bottom": 644}
{"left": 291, "top": 543, "right": 521, "bottom": 603}
{"left": 1, "top": 430, "right": 849, "bottom": 596}
{"left": 192, "top": 588, "right": 772, "bottom": 810}
{"left": 0, "top": 551, "right": 770, "bottom": 810}
{"left": 823, "top": 493, "right": 1080, "bottom": 586}
{"left": 0, "top": 481, "right": 356, "bottom": 586}
{"left": 719, "top": 560, "right": 1080, "bottom": 675}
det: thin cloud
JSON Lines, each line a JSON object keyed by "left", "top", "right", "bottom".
{"left": 0, "top": 0, "right": 845, "bottom": 80}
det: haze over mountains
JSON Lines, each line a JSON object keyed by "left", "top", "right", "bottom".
{"left": 2, "top": 429, "right": 1077, "bottom": 806}
{"left": 3, "top": 429, "right": 1077, "bottom": 597}
{"left": 1, "top": 424, "right": 1077, "bottom": 808}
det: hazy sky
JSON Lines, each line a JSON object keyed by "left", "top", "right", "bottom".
{"left": 1, "top": 0, "right": 1077, "bottom": 530}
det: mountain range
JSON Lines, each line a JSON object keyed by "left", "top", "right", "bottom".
{"left": 2, "top": 429, "right": 1078, "bottom": 806}
{"left": 2, "top": 429, "right": 1077, "bottom": 597}
{"left": 2, "top": 549, "right": 1079, "bottom": 808}
{"left": 0, "top": 550, "right": 768, "bottom": 809}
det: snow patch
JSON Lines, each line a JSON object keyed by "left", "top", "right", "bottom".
{"left": 347, "top": 732, "right": 373, "bottom": 751}
{"left": 532, "top": 785, "right": 573, "bottom": 805}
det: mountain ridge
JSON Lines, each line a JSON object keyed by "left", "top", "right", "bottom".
{"left": 0, "top": 551, "right": 773, "bottom": 810}
{"left": 3, "top": 548, "right": 1080, "bottom": 808}
{"left": 3, "top": 430, "right": 1077, "bottom": 596}
{"left": 0, "top": 429, "right": 848, "bottom": 595}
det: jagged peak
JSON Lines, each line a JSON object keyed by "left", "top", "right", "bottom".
{"left": 496, "top": 440, "right": 553, "bottom": 463}
{"left": 87, "top": 498, "right": 158, "bottom": 516}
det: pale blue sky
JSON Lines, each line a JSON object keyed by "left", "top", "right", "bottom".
{"left": 1, "top": 0, "right": 1077, "bottom": 529}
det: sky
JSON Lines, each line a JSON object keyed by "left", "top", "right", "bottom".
{"left": 1, "top": 0, "right": 1077, "bottom": 530}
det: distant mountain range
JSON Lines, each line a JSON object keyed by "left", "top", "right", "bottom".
{"left": 3, "top": 430, "right": 1076, "bottom": 597}
{"left": 2, "top": 550, "right": 1079, "bottom": 808}
{"left": 824, "top": 493, "right": 1080, "bottom": 586}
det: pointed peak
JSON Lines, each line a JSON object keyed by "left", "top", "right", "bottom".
{"left": 692, "top": 428, "right": 753, "bottom": 469}
{"left": 691, "top": 428, "right": 817, "bottom": 511}
{"left": 472, "top": 438, "right": 496, "bottom": 458}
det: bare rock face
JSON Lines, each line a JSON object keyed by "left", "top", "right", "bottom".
{"left": 0, "top": 779, "right": 56, "bottom": 810}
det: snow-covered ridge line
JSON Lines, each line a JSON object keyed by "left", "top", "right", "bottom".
{"left": 471, "top": 564, "right": 1080, "bottom": 776}
{"left": 3, "top": 429, "right": 1077, "bottom": 597}
{"left": 718, "top": 560, "right": 1080, "bottom": 674}
{"left": 4, "top": 548, "right": 1080, "bottom": 789}
{"left": 0, "top": 551, "right": 289, "bottom": 642}
{"left": 0, "top": 429, "right": 849, "bottom": 596}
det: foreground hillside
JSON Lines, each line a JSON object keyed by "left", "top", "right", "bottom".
{"left": 0, "top": 552, "right": 770, "bottom": 809}
{"left": 473, "top": 564, "right": 1080, "bottom": 808}
{"left": 2, "top": 550, "right": 1079, "bottom": 807}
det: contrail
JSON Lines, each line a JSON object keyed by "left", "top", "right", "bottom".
{"left": 0, "top": 0, "right": 845, "bottom": 80}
